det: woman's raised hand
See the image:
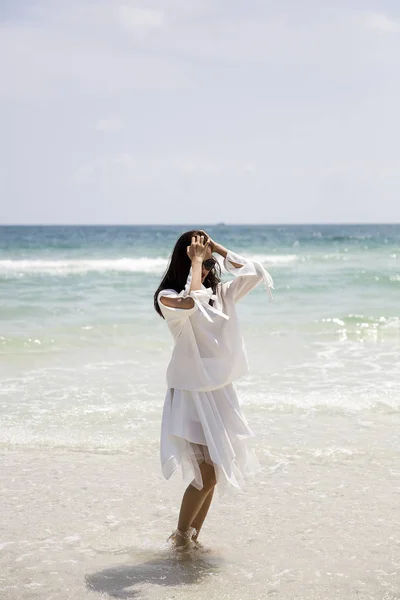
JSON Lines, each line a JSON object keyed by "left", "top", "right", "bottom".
{"left": 198, "top": 230, "right": 227, "bottom": 259}
{"left": 187, "top": 235, "right": 210, "bottom": 262}
{"left": 198, "top": 230, "right": 216, "bottom": 252}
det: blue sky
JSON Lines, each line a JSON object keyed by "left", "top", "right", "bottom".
{"left": 1, "top": 0, "right": 400, "bottom": 224}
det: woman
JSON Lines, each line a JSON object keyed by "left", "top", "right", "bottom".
{"left": 154, "top": 230, "right": 274, "bottom": 549}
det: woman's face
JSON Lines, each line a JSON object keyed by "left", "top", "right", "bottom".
{"left": 201, "top": 245, "right": 214, "bottom": 282}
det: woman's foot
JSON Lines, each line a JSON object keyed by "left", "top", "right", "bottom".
{"left": 192, "top": 537, "right": 204, "bottom": 549}
{"left": 191, "top": 529, "right": 209, "bottom": 552}
{"left": 167, "top": 527, "right": 196, "bottom": 550}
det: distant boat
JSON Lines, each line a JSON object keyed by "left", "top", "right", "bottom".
{"left": 216, "top": 222, "right": 226, "bottom": 227}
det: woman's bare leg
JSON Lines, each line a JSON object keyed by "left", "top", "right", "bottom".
{"left": 191, "top": 487, "right": 214, "bottom": 540}
{"left": 172, "top": 463, "right": 216, "bottom": 547}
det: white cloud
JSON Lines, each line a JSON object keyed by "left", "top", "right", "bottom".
{"left": 73, "top": 154, "right": 137, "bottom": 184}
{"left": 0, "top": 21, "right": 191, "bottom": 101}
{"left": 95, "top": 117, "right": 123, "bottom": 132}
{"left": 176, "top": 158, "right": 259, "bottom": 176}
{"left": 73, "top": 155, "right": 258, "bottom": 186}
{"left": 116, "top": 6, "right": 164, "bottom": 31}
{"left": 179, "top": 158, "right": 224, "bottom": 175}
{"left": 364, "top": 13, "right": 400, "bottom": 33}
{"left": 2, "top": 1, "right": 400, "bottom": 223}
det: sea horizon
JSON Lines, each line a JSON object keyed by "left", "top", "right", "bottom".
{"left": 1, "top": 221, "right": 399, "bottom": 226}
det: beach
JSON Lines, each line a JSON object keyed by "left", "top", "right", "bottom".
{"left": 1, "top": 223, "right": 399, "bottom": 599}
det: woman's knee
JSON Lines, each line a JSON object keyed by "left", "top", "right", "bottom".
{"left": 200, "top": 463, "right": 216, "bottom": 491}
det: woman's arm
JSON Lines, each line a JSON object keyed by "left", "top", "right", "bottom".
{"left": 160, "top": 234, "right": 210, "bottom": 310}
{"left": 201, "top": 230, "right": 247, "bottom": 269}
{"left": 198, "top": 230, "right": 243, "bottom": 268}
{"left": 159, "top": 295, "right": 195, "bottom": 309}
{"left": 188, "top": 234, "right": 210, "bottom": 293}
{"left": 212, "top": 242, "right": 244, "bottom": 269}
{"left": 199, "top": 230, "right": 273, "bottom": 303}
{"left": 189, "top": 258, "right": 203, "bottom": 294}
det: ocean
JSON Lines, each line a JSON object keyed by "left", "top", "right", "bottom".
{"left": 1, "top": 223, "right": 399, "bottom": 599}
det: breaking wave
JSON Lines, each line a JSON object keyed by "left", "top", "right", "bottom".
{"left": 0, "top": 254, "right": 298, "bottom": 276}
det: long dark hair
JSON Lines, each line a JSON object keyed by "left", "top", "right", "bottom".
{"left": 154, "top": 230, "right": 221, "bottom": 318}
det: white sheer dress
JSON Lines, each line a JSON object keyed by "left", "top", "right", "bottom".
{"left": 157, "top": 250, "right": 274, "bottom": 492}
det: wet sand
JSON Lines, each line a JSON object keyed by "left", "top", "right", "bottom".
{"left": 1, "top": 420, "right": 399, "bottom": 600}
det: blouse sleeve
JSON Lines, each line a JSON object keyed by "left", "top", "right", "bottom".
{"left": 221, "top": 250, "right": 274, "bottom": 303}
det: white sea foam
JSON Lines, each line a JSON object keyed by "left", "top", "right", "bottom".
{"left": 246, "top": 254, "right": 298, "bottom": 265}
{"left": 0, "top": 258, "right": 169, "bottom": 275}
{"left": 0, "top": 254, "right": 297, "bottom": 275}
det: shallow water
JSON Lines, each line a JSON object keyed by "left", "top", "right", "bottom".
{"left": 0, "top": 224, "right": 399, "bottom": 598}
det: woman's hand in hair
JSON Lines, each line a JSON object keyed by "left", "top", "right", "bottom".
{"left": 198, "top": 230, "right": 216, "bottom": 252}
{"left": 187, "top": 235, "right": 210, "bottom": 262}
{"left": 199, "top": 230, "right": 229, "bottom": 260}
{"left": 187, "top": 235, "right": 209, "bottom": 293}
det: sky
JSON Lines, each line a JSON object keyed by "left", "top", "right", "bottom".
{"left": 1, "top": 0, "right": 400, "bottom": 225}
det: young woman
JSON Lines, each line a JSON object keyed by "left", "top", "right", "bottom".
{"left": 154, "top": 229, "right": 274, "bottom": 549}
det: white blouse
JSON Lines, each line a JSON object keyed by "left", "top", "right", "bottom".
{"left": 157, "top": 250, "right": 274, "bottom": 392}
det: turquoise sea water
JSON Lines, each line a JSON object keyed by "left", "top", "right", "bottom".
{"left": 1, "top": 224, "right": 400, "bottom": 599}
{"left": 0, "top": 222, "right": 399, "bottom": 448}
{"left": 1, "top": 223, "right": 399, "bottom": 340}
{"left": 1, "top": 223, "right": 399, "bottom": 409}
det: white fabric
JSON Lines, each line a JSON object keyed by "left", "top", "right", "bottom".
{"left": 158, "top": 250, "right": 274, "bottom": 491}
{"left": 160, "top": 384, "right": 260, "bottom": 491}
{"left": 157, "top": 250, "right": 274, "bottom": 393}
